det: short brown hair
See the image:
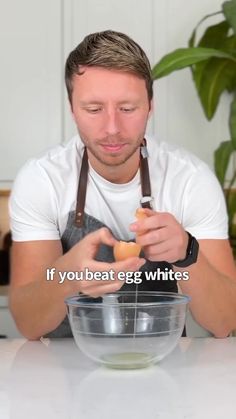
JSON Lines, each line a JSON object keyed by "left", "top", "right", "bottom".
{"left": 65, "top": 30, "right": 153, "bottom": 104}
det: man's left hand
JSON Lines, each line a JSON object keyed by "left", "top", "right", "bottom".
{"left": 129, "top": 208, "right": 189, "bottom": 264}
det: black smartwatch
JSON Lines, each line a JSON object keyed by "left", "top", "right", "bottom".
{"left": 173, "top": 232, "right": 199, "bottom": 268}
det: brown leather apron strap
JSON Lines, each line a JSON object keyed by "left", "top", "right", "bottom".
{"left": 74, "top": 138, "right": 153, "bottom": 227}
{"left": 139, "top": 138, "right": 153, "bottom": 209}
{"left": 75, "top": 147, "right": 88, "bottom": 227}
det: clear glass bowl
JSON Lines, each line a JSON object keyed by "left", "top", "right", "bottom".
{"left": 65, "top": 291, "right": 190, "bottom": 369}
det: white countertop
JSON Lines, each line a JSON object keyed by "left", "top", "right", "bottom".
{"left": 0, "top": 337, "right": 236, "bottom": 419}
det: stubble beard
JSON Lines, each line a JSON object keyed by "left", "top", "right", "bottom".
{"left": 80, "top": 135, "right": 144, "bottom": 168}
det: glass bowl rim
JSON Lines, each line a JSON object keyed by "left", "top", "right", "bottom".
{"left": 65, "top": 291, "right": 191, "bottom": 308}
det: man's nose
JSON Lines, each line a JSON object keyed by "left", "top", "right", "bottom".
{"left": 104, "top": 110, "right": 120, "bottom": 135}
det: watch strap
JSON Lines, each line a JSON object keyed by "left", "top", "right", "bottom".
{"left": 173, "top": 232, "right": 199, "bottom": 268}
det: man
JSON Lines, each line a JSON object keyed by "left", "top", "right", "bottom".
{"left": 9, "top": 30, "right": 236, "bottom": 340}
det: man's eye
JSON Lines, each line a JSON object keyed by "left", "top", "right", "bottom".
{"left": 120, "top": 107, "right": 135, "bottom": 113}
{"left": 86, "top": 108, "right": 102, "bottom": 113}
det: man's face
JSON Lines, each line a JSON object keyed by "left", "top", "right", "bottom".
{"left": 71, "top": 66, "right": 152, "bottom": 174}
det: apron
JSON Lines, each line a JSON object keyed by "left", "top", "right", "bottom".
{"left": 45, "top": 140, "right": 181, "bottom": 338}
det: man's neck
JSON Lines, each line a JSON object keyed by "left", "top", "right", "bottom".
{"left": 87, "top": 150, "right": 140, "bottom": 184}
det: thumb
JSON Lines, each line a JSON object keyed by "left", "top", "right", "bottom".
{"left": 113, "top": 256, "right": 146, "bottom": 273}
{"left": 84, "top": 227, "right": 117, "bottom": 257}
{"left": 138, "top": 208, "right": 156, "bottom": 217}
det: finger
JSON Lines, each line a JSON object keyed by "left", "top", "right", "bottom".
{"left": 136, "top": 207, "right": 156, "bottom": 217}
{"left": 143, "top": 244, "right": 180, "bottom": 263}
{"left": 81, "top": 279, "right": 124, "bottom": 297}
{"left": 83, "top": 227, "right": 117, "bottom": 258}
{"left": 130, "top": 213, "right": 171, "bottom": 235}
{"left": 130, "top": 213, "right": 157, "bottom": 233}
{"left": 136, "top": 227, "right": 168, "bottom": 246}
{"left": 90, "top": 227, "right": 117, "bottom": 246}
{"left": 143, "top": 239, "right": 172, "bottom": 259}
{"left": 88, "top": 256, "right": 146, "bottom": 275}
{"left": 146, "top": 250, "right": 178, "bottom": 263}
{"left": 113, "top": 256, "right": 146, "bottom": 273}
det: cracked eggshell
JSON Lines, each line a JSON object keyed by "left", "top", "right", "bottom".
{"left": 113, "top": 241, "right": 141, "bottom": 261}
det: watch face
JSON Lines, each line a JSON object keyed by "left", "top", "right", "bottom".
{"left": 173, "top": 233, "right": 199, "bottom": 268}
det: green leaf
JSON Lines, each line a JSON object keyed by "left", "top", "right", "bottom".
{"left": 192, "top": 21, "right": 230, "bottom": 90}
{"left": 226, "top": 187, "right": 236, "bottom": 231}
{"left": 215, "top": 36, "right": 236, "bottom": 92}
{"left": 198, "top": 57, "right": 236, "bottom": 119}
{"left": 223, "top": 0, "right": 236, "bottom": 34}
{"left": 198, "top": 20, "right": 230, "bottom": 48}
{"left": 221, "top": 36, "right": 236, "bottom": 91}
{"left": 217, "top": 34, "right": 236, "bottom": 54}
{"left": 152, "top": 47, "right": 236, "bottom": 79}
{"left": 193, "top": 34, "right": 236, "bottom": 93}
{"left": 214, "top": 141, "right": 234, "bottom": 185}
{"left": 229, "top": 95, "right": 236, "bottom": 148}
{"left": 189, "top": 11, "right": 224, "bottom": 47}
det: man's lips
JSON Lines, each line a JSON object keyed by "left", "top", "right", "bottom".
{"left": 100, "top": 143, "right": 126, "bottom": 152}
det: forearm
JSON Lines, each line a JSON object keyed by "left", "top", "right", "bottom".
{"left": 9, "top": 263, "right": 78, "bottom": 340}
{"left": 178, "top": 251, "right": 236, "bottom": 337}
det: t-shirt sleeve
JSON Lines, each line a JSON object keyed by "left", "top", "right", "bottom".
{"left": 182, "top": 163, "right": 228, "bottom": 240}
{"left": 9, "top": 160, "right": 60, "bottom": 241}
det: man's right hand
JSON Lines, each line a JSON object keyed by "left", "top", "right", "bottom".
{"left": 56, "top": 227, "right": 146, "bottom": 297}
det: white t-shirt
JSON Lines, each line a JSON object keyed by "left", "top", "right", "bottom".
{"left": 9, "top": 134, "right": 228, "bottom": 242}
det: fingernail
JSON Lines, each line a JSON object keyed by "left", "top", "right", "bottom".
{"left": 129, "top": 223, "right": 138, "bottom": 231}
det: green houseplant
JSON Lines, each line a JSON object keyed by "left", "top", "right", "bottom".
{"left": 152, "top": 0, "right": 236, "bottom": 256}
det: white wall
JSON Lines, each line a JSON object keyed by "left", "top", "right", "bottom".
{"left": 0, "top": 0, "right": 62, "bottom": 184}
{"left": 0, "top": 0, "right": 228, "bottom": 183}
